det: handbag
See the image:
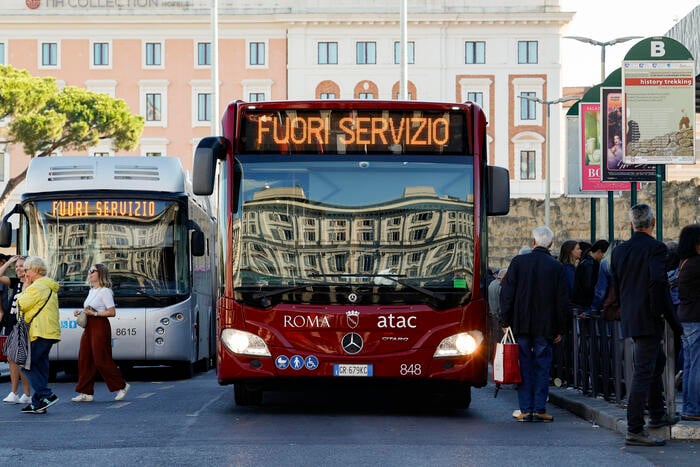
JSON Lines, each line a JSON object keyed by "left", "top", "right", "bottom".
{"left": 2, "top": 312, "right": 30, "bottom": 367}
{"left": 493, "top": 327, "right": 522, "bottom": 384}
{"left": 76, "top": 310, "right": 88, "bottom": 328}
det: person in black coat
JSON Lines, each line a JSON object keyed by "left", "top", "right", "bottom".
{"left": 611, "top": 203, "right": 679, "bottom": 447}
{"left": 499, "top": 226, "right": 569, "bottom": 422}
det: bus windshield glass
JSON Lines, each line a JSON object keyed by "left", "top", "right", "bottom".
{"left": 234, "top": 155, "right": 475, "bottom": 307}
{"left": 23, "top": 198, "right": 190, "bottom": 298}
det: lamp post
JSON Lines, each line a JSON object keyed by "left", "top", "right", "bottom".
{"left": 519, "top": 95, "right": 580, "bottom": 227}
{"left": 564, "top": 36, "right": 642, "bottom": 242}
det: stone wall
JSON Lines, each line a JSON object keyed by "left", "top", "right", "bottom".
{"left": 487, "top": 178, "right": 700, "bottom": 270}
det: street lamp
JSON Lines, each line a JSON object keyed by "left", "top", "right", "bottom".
{"left": 519, "top": 95, "right": 579, "bottom": 227}
{"left": 564, "top": 36, "right": 643, "bottom": 82}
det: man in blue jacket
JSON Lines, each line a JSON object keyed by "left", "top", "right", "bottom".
{"left": 499, "top": 226, "right": 569, "bottom": 422}
{"left": 612, "top": 203, "right": 679, "bottom": 446}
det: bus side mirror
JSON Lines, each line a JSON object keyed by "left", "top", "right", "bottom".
{"left": 486, "top": 165, "right": 510, "bottom": 216}
{"left": 191, "top": 230, "right": 205, "bottom": 257}
{"left": 0, "top": 221, "right": 12, "bottom": 248}
{"left": 193, "top": 136, "right": 228, "bottom": 196}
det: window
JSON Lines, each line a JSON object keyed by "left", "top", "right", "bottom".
{"left": 249, "top": 42, "right": 265, "bottom": 66}
{"left": 520, "top": 92, "right": 537, "bottom": 120}
{"left": 197, "top": 93, "right": 211, "bottom": 122}
{"left": 146, "top": 93, "right": 162, "bottom": 121}
{"left": 0, "top": 42, "right": 5, "bottom": 65}
{"left": 320, "top": 92, "right": 336, "bottom": 100}
{"left": 520, "top": 150, "right": 536, "bottom": 180}
{"left": 145, "top": 42, "right": 162, "bottom": 66}
{"left": 518, "top": 41, "right": 538, "bottom": 64}
{"left": 197, "top": 42, "right": 211, "bottom": 66}
{"left": 358, "top": 92, "right": 374, "bottom": 99}
{"left": 41, "top": 42, "right": 58, "bottom": 67}
{"left": 465, "top": 41, "right": 485, "bottom": 64}
{"left": 356, "top": 41, "right": 376, "bottom": 64}
{"left": 249, "top": 92, "right": 265, "bottom": 102}
{"left": 92, "top": 152, "right": 110, "bottom": 157}
{"left": 318, "top": 42, "right": 338, "bottom": 64}
{"left": 466, "top": 92, "right": 483, "bottom": 108}
{"left": 93, "top": 42, "right": 110, "bottom": 66}
{"left": 146, "top": 152, "right": 162, "bottom": 157}
{"left": 393, "top": 41, "right": 415, "bottom": 64}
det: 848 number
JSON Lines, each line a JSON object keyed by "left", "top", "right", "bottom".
{"left": 400, "top": 363, "right": 422, "bottom": 376}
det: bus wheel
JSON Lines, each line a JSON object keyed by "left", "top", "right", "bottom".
{"left": 435, "top": 382, "right": 471, "bottom": 409}
{"left": 176, "top": 362, "right": 195, "bottom": 380}
{"left": 234, "top": 384, "right": 262, "bottom": 406}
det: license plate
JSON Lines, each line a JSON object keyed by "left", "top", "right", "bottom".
{"left": 333, "top": 364, "right": 373, "bottom": 377}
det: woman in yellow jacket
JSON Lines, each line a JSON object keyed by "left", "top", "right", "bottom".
{"left": 17, "top": 256, "right": 61, "bottom": 414}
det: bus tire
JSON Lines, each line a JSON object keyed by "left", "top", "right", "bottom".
{"left": 435, "top": 382, "right": 471, "bottom": 409}
{"left": 176, "top": 362, "right": 195, "bottom": 379}
{"left": 234, "top": 384, "right": 263, "bottom": 406}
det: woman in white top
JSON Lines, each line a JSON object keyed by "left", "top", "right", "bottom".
{"left": 71, "top": 263, "right": 129, "bottom": 402}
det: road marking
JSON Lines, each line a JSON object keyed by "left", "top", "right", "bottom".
{"left": 75, "top": 414, "right": 100, "bottom": 421}
{"left": 107, "top": 402, "right": 130, "bottom": 409}
{"left": 186, "top": 390, "right": 226, "bottom": 417}
{"left": 136, "top": 392, "right": 155, "bottom": 399}
{"left": 158, "top": 385, "right": 175, "bottom": 390}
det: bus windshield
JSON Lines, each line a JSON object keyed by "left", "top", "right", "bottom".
{"left": 23, "top": 198, "right": 190, "bottom": 299}
{"left": 234, "top": 155, "right": 475, "bottom": 306}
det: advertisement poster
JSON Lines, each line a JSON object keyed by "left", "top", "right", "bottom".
{"left": 580, "top": 102, "right": 630, "bottom": 191}
{"left": 622, "top": 60, "right": 696, "bottom": 164}
{"left": 601, "top": 88, "right": 657, "bottom": 182}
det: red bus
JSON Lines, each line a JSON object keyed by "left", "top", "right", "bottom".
{"left": 193, "top": 100, "right": 509, "bottom": 407}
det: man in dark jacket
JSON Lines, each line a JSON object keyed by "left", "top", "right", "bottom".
{"left": 611, "top": 203, "right": 679, "bottom": 446}
{"left": 499, "top": 226, "right": 569, "bottom": 422}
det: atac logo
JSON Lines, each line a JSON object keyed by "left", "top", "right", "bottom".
{"left": 346, "top": 310, "right": 360, "bottom": 329}
{"left": 26, "top": 0, "right": 41, "bottom": 10}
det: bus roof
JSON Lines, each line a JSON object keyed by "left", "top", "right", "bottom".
{"left": 24, "top": 156, "right": 186, "bottom": 195}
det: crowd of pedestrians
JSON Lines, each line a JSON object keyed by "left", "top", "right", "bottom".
{"left": 490, "top": 203, "right": 700, "bottom": 447}
{"left": 1, "top": 257, "right": 129, "bottom": 414}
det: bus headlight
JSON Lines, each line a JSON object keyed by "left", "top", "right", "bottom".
{"left": 433, "top": 331, "right": 484, "bottom": 358}
{"left": 221, "top": 329, "right": 271, "bottom": 357}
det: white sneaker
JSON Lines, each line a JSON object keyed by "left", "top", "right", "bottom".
{"left": 18, "top": 394, "right": 31, "bottom": 404}
{"left": 3, "top": 392, "right": 19, "bottom": 404}
{"left": 71, "top": 393, "right": 94, "bottom": 402}
{"left": 114, "top": 383, "right": 130, "bottom": 401}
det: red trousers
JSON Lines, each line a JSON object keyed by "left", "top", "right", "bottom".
{"left": 75, "top": 316, "right": 126, "bottom": 394}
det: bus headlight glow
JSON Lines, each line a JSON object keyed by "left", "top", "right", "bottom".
{"left": 221, "top": 329, "right": 271, "bottom": 357}
{"left": 433, "top": 331, "right": 484, "bottom": 358}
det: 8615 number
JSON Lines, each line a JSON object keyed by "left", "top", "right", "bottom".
{"left": 115, "top": 328, "right": 137, "bottom": 336}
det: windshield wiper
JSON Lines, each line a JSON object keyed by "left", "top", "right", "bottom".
{"left": 242, "top": 284, "right": 317, "bottom": 308}
{"left": 308, "top": 272, "right": 447, "bottom": 303}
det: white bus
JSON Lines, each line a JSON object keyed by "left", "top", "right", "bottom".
{"left": 0, "top": 156, "right": 217, "bottom": 378}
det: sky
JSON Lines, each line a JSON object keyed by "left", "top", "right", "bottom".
{"left": 560, "top": 0, "right": 699, "bottom": 87}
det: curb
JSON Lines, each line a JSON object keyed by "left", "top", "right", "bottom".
{"left": 548, "top": 386, "right": 700, "bottom": 440}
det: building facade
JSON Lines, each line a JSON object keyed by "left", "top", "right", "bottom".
{"left": 2, "top": 0, "right": 575, "bottom": 208}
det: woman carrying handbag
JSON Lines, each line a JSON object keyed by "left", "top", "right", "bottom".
{"left": 71, "top": 264, "right": 130, "bottom": 402}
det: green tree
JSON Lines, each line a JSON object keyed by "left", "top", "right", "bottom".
{"left": 0, "top": 65, "right": 144, "bottom": 212}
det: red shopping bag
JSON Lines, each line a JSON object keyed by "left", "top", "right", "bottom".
{"left": 493, "top": 327, "right": 521, "bottom": 384}
{"left": 0, "top": 335, "right": 7, "bottom": 362}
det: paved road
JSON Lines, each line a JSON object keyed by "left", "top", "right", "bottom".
{"left": 0, "top": 367, "right": 697, "bottom": 466}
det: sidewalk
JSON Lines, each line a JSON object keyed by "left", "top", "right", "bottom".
{"left": 549, "top": 385, "right": 700, "bottom": 441}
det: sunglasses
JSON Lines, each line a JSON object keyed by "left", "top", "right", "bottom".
{"left": 88, "top": 268, "right": 97, "bottom": 274}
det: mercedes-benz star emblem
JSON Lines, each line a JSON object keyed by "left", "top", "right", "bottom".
{"left": 341, "top": 332, "right": 363, "bottom": 355}
{"left": 348, "top": 292, "right": 358, "bottom": 303}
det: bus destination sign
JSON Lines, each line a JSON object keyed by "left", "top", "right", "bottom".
{"left": 49, "top": 200, "right": 160, "bottom": 219}
{"left": 240, "top": 109, "right": 468, "bottom": 155}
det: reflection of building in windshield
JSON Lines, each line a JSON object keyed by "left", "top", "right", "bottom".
{"left": 236, "top": 185, "right": 474, "bottom": 286}
{"left": 47, "top": 220, "right": 172, "bottom": 290}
